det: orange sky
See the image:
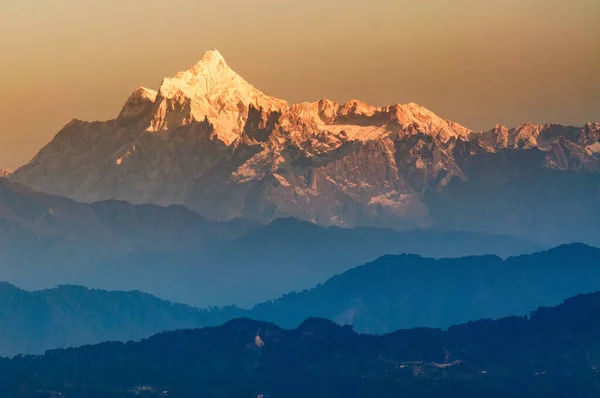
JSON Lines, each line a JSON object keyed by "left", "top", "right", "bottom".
{"left": 0, "top": 0, "right": 599, "bottom": 169}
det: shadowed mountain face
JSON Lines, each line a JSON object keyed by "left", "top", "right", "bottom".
{"left": 1, "top": 244, "right": 599, "bottom": 357}
{"left": 0, "top": 283, "right": 242, "bottom": 358}
{"left": 0, "top": 178, "right": 253, "bottom": 251}
{"left": 425, "top": 148, "right": 600, "bottom": 245}
{"left": 2, "top": 292, "right": 600, "bottom": 397}
{"left": 8, "top": 50, "right": 600, "bottom": 246}
{"left": 251, "top": 243, "right": 600, "bottom": 333}
{"left": 0, "top": 178, "right": 543, "bottom": 308}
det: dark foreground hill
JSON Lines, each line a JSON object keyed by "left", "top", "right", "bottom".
{"left": 2, "top": 292, "right": 600, "bottom": 397}
{"left": 1, "top": 243, "right": 599, "bottom": 357}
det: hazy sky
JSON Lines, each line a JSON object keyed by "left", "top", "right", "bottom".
{"left": 1, "top": 0, "right": 599, "bottom": 169}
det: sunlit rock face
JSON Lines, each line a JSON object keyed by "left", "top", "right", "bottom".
{"left": 10, "top": 50, "right": 600, "bottom": 244}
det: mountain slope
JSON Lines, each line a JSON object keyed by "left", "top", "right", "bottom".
{"left": 252, "top": 243, "right": 600, "bottom": 332}
{"left": 10, "top": 50, "right": 600, "bottom": 245}
{"left": 2, "top": 292, "right": 600, "bottom": 397}
{"left": 179, "top": 218, "right": 544, "bottom": 306}
{"left": 0, "top": 177, "right": 251, "bottom": 278}
{"left": 0, "top": 283, "right": 241, "bottom": 357}
{"left": 1, "top": 244, "right": 598, "bottom": 357}
{"left": 0, "top": 178, "right": 542, "bottom": 307}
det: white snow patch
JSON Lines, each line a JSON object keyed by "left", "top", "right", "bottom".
{"left": 272, "top": 173, "right": 290, "bottom": 187}
{"left": 586, "top": 142, "right": 600, "bottom": 153}
{"left": 368, "top": 190, "right": 409, "bottom": 209}
{"left": 231, "top": 149, "right": 284, "bottom": 184}
{"left": 294, "top": 186, "right": 307, "bottom": 197}
{"left": 326, "top": 176, "right": 339, "bottom": 186}
{"left": 231, "top": 165, "right": 257, "bottom": 183}
{"left": 115, "top": 146, "right": 136, "bottom": 166}
{"left": 319, "top": 124, "right": 389, "bottom": 142}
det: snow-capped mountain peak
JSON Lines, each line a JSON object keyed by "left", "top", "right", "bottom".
{"left": 197, "top": 48, "right": 225, "bottom": 65}
{"left": 118, "top": 87, "right": 158, "bottom": 120}
{"left": 117, "top": 49, "right": 472, "bottom": 146}
{"left": 146, "top": 49, "right": 287, "bottom": 144}
{"left": 10, "top": 49, "right": 599, "bottom": 238}
{"left": 162, "top": 49, "right": 244, "bottom": 98}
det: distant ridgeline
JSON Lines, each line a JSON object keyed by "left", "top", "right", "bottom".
{"left": 1, "top": 291, "right": 600, "bottom": 397}
{"left": 1, "top": 243, "right": 599, "bottom": 358}
{"left": 0, "top": 177, "right": 545, "bottom": 308}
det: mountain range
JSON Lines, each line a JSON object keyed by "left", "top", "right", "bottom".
{"left": 0, "top": 177, "right": 542, "bottom": 307}
{"left": 1, "top": 243, "right": 599, "bottom": 357}
{"left": 252, "top": 243, "right": 600, "bottom": 332}
{"left": 2, "top": 48, "right": 599, "bottom": 396}
{"left": 8, "top": 50, "right": 600, "bottom": 245}
{"left": 0, "top": 282, "right": 239, "bottom": 358}
{"left": 2, "top": 291, "right": 600, "bottom": 397}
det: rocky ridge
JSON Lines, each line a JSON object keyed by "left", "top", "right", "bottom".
{"left": 9, "top": 50, "right": 600, "bottom": 243}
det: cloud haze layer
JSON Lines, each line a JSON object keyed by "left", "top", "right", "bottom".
{"left": 0, "top": 0, "right": 598, "bottom": 168}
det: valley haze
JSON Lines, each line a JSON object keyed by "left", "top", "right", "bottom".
{"left": 0, "top": 2, "right": 599, "bottom": 394}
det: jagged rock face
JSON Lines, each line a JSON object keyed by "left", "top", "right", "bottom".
{"left": 0, "top": 169, "right": 12, "bottom": 178}
{"left": 9, "top": 50, "right": 600, "bottom": 244}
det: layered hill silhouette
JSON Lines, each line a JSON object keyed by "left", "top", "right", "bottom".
{"left": 1, "top": 243, "right": 599, "bottom": 357}
{"left": 8, "top": 50, "right": 600, "bottom": 245}
{"left": 0, "top": 178, "right": 542, "bottom": 307}
{"left": 252, "top": 243, "right": 600, "bottom": 332}
{"left": 0, "top": 283, "right": 241, "bottom": 357}
{"left": 2, "top": 291, "right": 600, "bottom": 397}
